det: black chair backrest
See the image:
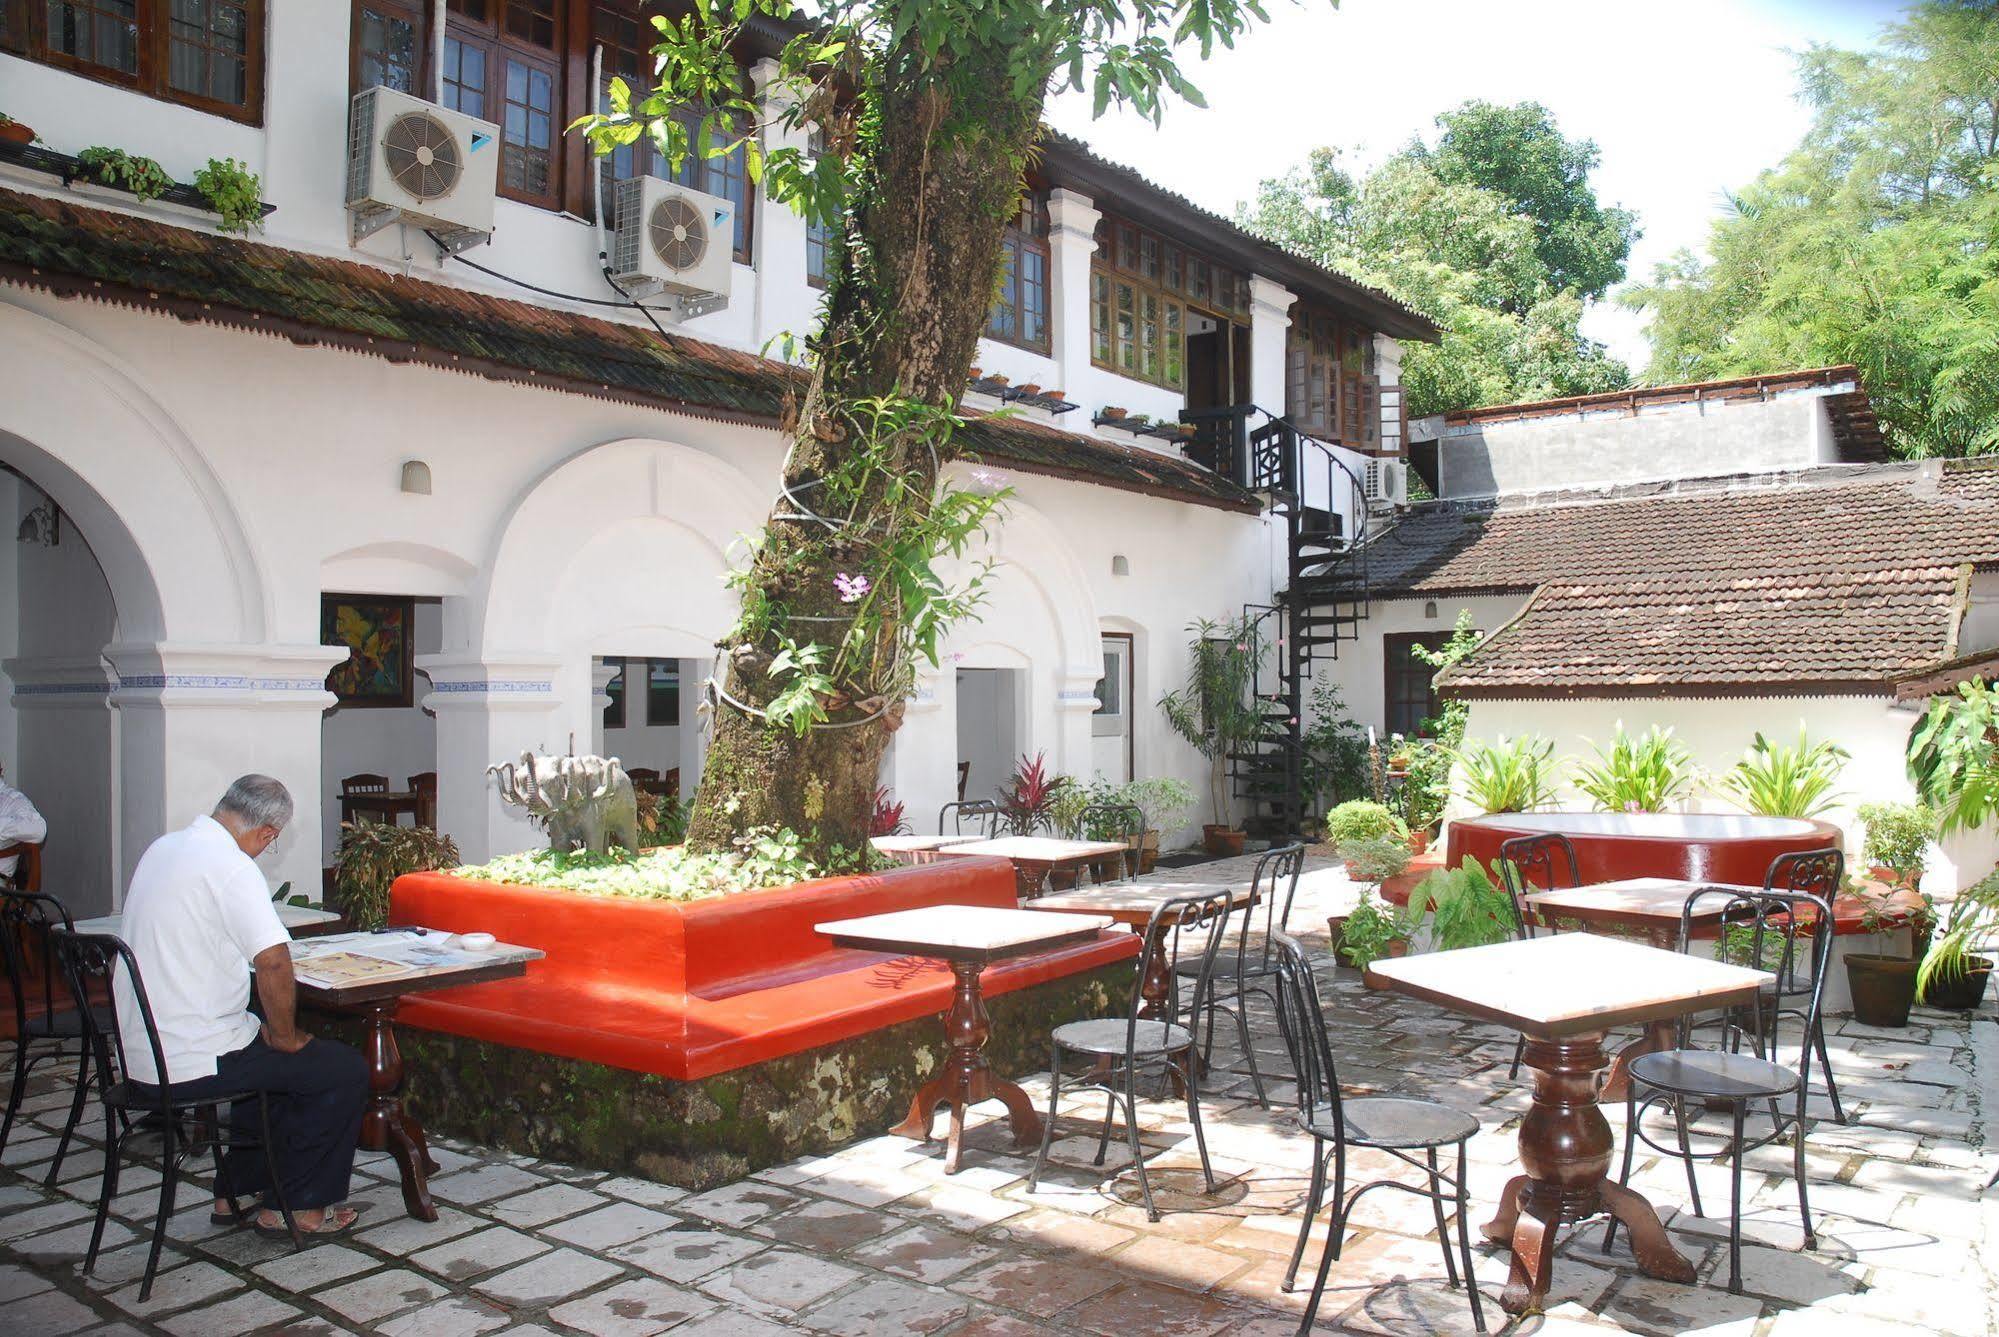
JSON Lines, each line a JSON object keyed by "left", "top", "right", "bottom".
{"left": 1761, "top": 848, "right": 1844, "bottom": 999}
{"left": 1122, "top": 888, "right": 1239, "bottom": 1055}
{"left": 48, "top": 928, "right": 179, "bottom": 1119}
{"left": 1073, "top": 802, "right": 1143, "bottom": 844}
{"left": 939, "top": 799, "right": 1000, "bottom": 838}
{"left": 1497, "top": 832, "right": 1580, "bottom": 942}
{"left": 1, "top": 887, "right": 76, "bottom": 1044}
{"left": 1271, "top": 933, "right": 1344, "bottom": 1139}
{"left": 1676, "top": 884, "right": 1835, "bottom": 1082}
{"left": 1237, "top": 842, "right": 1308, "bottom": 973}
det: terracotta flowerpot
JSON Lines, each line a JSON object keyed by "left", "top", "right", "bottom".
{"left": 1326, "top": 915, "right": 1349, "bottom": 963}
{"left": 1138, "top": 829, "right": 1160, "bottom": 875}
{"left": 1922, "top": 956, "right": 1992, "bottom": 1010}
{"left": 1846, "top": 953, "right": 1919, "bottom": 1029}
{"left": 1103, "top": 406, "right": 1128, "bottom": 420}
{"left": 0, "top": 121, "right": 33, "bottom": 146}
{"left": 1044, "top": 389, "right": 1065, "bottom": 402}
{"left": 1017, "top": 383, "right": 1041, "bottom": 396}
{"left": 1202, "top": 824, "right": 1246, "bottom": 857}
{"left": 1362, "top": 939, "right": 1410, "bottom": 990}
{"left": 1406, "top": 828, "right": 1430, "bottom": 856}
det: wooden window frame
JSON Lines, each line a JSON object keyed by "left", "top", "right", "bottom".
{"left": 1089, "top": 211, "right": 1244, "bottom": 392}
{"left": 1383, "top": 632, "right": 1453, "bottom": 739}
{"left": 9, "top": 0, "right": 266, "bottom": 125}
{"left": 441, "top": 1, "right": 566, "bottom": 210}
{"left": 1287, "top": 304, "right": 1383, "bottom": 447}
{"left": 985, "top": 191, "right": 1051, "bottom": 353}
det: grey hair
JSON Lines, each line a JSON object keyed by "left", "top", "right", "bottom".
{"left": 214, "top": 774, "right": 294, "bottom": 832}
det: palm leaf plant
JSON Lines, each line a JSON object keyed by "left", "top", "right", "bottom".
{"left": 1449, "top": 735, "right": 1557, "bottom": 814}
{"left": 1721, "top": 728, "right": 1849, "bottom": 818}
{"left": 1159, "top": 615, "right": 1267, "bottom": 832}
{"left": 1908, "top": 681, "right": 1999, "bottom": 834}
{"left": 1570, "top": 724, "right": 1693, "bottom": 812}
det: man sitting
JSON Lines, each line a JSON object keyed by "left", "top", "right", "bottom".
{"left": 0, "top": 763, "right": 46, "bottom": 887}
{"left": 117, "top": 775, "right": 366, "bottom": 1237}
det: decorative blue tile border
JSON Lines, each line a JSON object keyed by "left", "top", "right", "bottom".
{"left": 12, "top": 681, "right": 113, "bottom": 696}
{"left": 113, "top": 675, "right": 330, "bottom": 691}
{"left": 429, "top": 680, "right": 555, "bottom": 694}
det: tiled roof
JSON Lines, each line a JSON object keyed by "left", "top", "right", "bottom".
{"left": 1364, "top": 462, "right": 1999, "bottom": 696}
{"left": 0, "top": 185, "right": 1258, "bottom": 514}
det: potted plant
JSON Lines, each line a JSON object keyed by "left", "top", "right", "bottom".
{"left": 0, "top": 114, "right": 34, "bottom": 146}
{"left": 1102, "top": 406, "right": 1128, "bottom": 420}
{"left": 1403, "top": 859, "right": 1515, "bottom": 952}
{"left": 193, "top": 155, "right": 265, "bottom": 235}
{"left": 1121, "top": 776, "right": 1195, "bottom": 873}
{"left": 997, "top": 751, "right": 1070, "bottom": 837}
{"left": 1721, "top": 728, "right": 1849, "bottom": 817}
{"left": 333, "top": 821, "right": 461, "bottom": 931}
{"left": 75, "top": 145, "right": 174, "bottom": 203}
{"left": 1160, "top": 615, "right": 1266, "bottom": 856}
{"left": 1570, "top": 724, "right": 1695, "bottom": 813}
{"left": 1331, "top": 835, "right": 1412, "bottom": 959}
{"left": 1845, "top": 883, "right": 1934, "bottom": 1028}
{"left": 1918, "top": 865, "right": 1998, "bottom": 1010}
{"left": 1337, "top": 891, "right": 1412, "bottom": 985}
{"left": 1856, "top": 801, "right": 1936, "bottom": 889}
{"left": 1324, "top": 800, "right": 1407, "bottom": 871}
{"left": 1448, "top": 735, "right": 1559, "bottom": 813}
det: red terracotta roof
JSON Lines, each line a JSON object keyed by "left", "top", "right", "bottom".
{"left": 1366, "top": 462, "right": 1999, "bottom": 697}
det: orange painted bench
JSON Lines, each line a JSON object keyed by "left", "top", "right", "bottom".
{"left": 388, "top": 855, "right": 1140, "bottom": 1082}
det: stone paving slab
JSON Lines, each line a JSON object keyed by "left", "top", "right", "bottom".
{"left": 1, "top": 853, "right": 1995, "bottom": 1334}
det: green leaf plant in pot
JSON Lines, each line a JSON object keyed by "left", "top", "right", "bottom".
{"left": 1918, "top": 865, "right": 1998, "bottom": 1011}
{"left": 1327, "top": 834, "right": 1410, "bottom": 965}
{"left": 1160, "top": 614, "right": 1266, "bottom": 857}
{"left": 1845, "top": 880, "right": 1935, "bottom": 1029}
{"left": 1336, "top": 890, "right": 1414, "bottom": 987}
{"left": 1856, "top": 800, "right": 1937, "bottom": 890}
{"left": 1324, "top": 800, "right": 1407, "bottom": 874}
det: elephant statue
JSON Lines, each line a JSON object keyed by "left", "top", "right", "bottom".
{"left": 488, "top": 751, "right": 641, "bottom": 856}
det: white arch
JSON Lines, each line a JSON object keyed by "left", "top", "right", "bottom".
{"left": 0, "top": 301, "right": 265, "bottom": 643}
{"left": 952, "top": 498, "right": 1100, "bottom": 677}
{"left": 476, "top": 437, "right": 767, "bottom": 656}
{"left": 320, "top": 540, "right": 479, "bottom": 597}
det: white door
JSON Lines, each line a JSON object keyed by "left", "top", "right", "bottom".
{"left": 1091, "top": 633, "right": 1134, "bottom": 783}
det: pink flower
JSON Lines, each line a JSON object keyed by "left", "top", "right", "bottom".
{"left": 834, "top": 572, "right": 870, "bottom": 603}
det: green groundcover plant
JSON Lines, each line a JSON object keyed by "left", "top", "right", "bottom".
{"left": 454, "top": 826, "right": 877, "bottom": 902}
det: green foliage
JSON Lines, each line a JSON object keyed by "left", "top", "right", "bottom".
{"left": 637, "top": 790, "right": 691, "bottom": 846}
{"left": 76, "top": 146, "right": 172, "bottom": 203}
{"left": 1324, "top": 799, "right": 1407, "bottom": 848}
{"left": 1403, "top": 858, "right": 1514, "bottom": 952}
{"left": 1338, "top": 833, "right": 1411, "bottom": 886}
{"left": 1392, "top": 613, "right": 1482, "bottom": 830}
{"left": 1570, "top": 724, "right": 1694, "bottom": 813}
{"left": 193, "top": 156, "right": 264, "bottom": 234}
{"left": 1239, "top": 110, "right": 1631, "bottom": 418}
{"left": 1159, "top": 615, "right": 1267, "bottom": 827}
{"left": 1627, "top": 2, "right": 1999, "bottom": 458}
{"left": 1908, "top": 679, "right": 1999, "bottom": 833}
{"left": 1450, "top": 735, "right": 1557, "bottom": 814}
{"left": 1722, "top": 728, "right": 1849, "bottom": 818}
{"left": 455, "top": 824, "right": 840, "bottom": 901}
{"left": 1857, "top": 800, "right": 1939, "bottom": 876}
{"left": 1299, "top": 681, "right": 1369, "bottom": 815}
{"left": 1337, "top": 893, "right": 1410, "bottom": 971}
{"left": 1120, "top": 776, "right": 1197, "bottom": 833}
{"left": 334, "top": 822, "right": 461, "bottom": 931}
{"left": 1919, "top": 864, "right": 1999, "bottom": 999}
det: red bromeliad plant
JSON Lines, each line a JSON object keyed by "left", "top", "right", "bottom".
{"left": 868, "top": 787, "right": 910, "bottom": 837}
{"left": 997, "top": 752, "right": 1069, "bottom": 836}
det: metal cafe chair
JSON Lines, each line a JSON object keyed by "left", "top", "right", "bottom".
{"left": 1755, "top": 848, "right": 1847, "bottom": 1125}
{"left": 1073, "top": 801, "right": 1145, "bottom": 884}
{"left": 1495, "top": 831, "right": 1581, "bottom": 1079}
{"left": 938, "top": 799, "right": 1000, "bottom": 839}
{"left": 50, "top": 929, "right": 302, "bottom": 1302}
{"left": 1603, "top": 882, "right": 1835, "bottom": 1295}
{"left": 1270, "top": 934, "right": 1485, "bottom": 1334}
{"left": 0, "top": 885, "right": 107, "bottom": 1179}
{"left": 1171, "top": 841, "right": 1306, "bottom": 1108}
{"left": 1027, "top": 887, "right": 1237, "bottom": 1221}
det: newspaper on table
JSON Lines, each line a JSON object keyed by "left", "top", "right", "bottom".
{"left": 289, "top": 929, "right": 490, "bottom": 990}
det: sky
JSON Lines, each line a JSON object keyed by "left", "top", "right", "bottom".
{"left": 1045, "top": 0, "right": 1910, "bottom": 374}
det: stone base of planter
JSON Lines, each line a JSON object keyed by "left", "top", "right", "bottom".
{"left": 387, "top": 959, "right": 1130, "bottom": 1191}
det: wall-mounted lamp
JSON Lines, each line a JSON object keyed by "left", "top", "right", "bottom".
{"left": 400, "top": 460, "right": 433, "bottom": 495}
{"left": 15, "top": 497, "right": 59, "bottom": 547}
{"left": 1111, "top": 555, "right": 1130, "bottom": 576}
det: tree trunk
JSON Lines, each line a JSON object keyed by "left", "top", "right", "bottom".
{"left": 685, "top": 39, "right": 1047, "bottom": 862}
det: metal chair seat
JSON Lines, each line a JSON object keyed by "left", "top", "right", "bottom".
{"left": 1628, "top": 1049, "right": 1801, "bottom": 1102}
{"left": 1051, "top": 1018, "right": 1193, "bottom": 1057}
{"left": 1171, "top": 954, "right": 1278, "bottom": 983}
{"left": 23, "top": 1004, "right": 113, "bottom": 1042}
{"left": 1301, "top": 1095, "right": 1479, "bottom": 1152}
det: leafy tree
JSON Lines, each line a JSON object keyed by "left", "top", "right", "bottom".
{"left": 579, "top": 0, "right": 1297, "bottom": 860}
{"left": 1628, "top": 1, "right": 1999, "bottom": 457}
{"left": 1241, "top": 122, "right": 1631, "bottom": 419}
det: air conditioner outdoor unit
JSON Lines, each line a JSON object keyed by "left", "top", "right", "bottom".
{"left": 608, "top": 176, "right": 735, "bottom": 313}
{"left": 346, "top": 85, "right": 498, "bottom": 252}
{"left": 1364, "top": 458, "right": 1408, "bottom": 509}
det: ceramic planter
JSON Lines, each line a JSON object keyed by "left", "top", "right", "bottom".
{"left": 1845, "top": 953, "right": 1919, "bottom": 1028}
{"left": 1138, "top": 829, "right": 1160, "bottom": 875}
{"left": 1361, "top": 939, "right": 1410, "bottom": 990}
{"left": 1922, "top": 956, "right": 1992, "bottom": 1011}
{"left": 0, "top": 121, "right": 33, "bottom": 146}
{"left": 1202, "top": 824, "right": 1245, "bottom": 857}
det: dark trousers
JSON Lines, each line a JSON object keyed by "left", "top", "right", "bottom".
{"left": 155, "top": 1036, "right": 368, "bottom": 1212}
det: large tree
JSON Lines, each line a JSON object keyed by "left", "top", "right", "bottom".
{"left": 582, "top": 0, "right": 1294, "bottom": 861}
{"left": 1628, "top": 1, "right": 1999, "bottom": 458}
{"left": 1240, "top": 108, "right": 1633, "bottom": 419}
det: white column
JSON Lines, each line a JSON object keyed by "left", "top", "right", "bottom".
{"left": 751, "top": 57, "right": 815, "bottom": 350}
{"left": 99, "top": 642, "right": 345, "bottom": 910}
{"left": 417, "top": 655, "right": 564, "bottom": 863}
{"left": 678, "top": 656, "right": 713, "bottom": 800}
{"left": 6, "top": 655, "right": 117, "bottom": 915}
{"left": 1249, "top": 274, "right": 1296, "bottom": 415}
{"left": 1047, "top": 187, "right": 1102, "bottom": 396}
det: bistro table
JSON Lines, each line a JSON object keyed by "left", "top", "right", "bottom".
{"left": 1370, "top": 933, "right": 1770, "bottom": 1316}
{"left": 1030, "top": 881, "right": 1257, "bottom": 1019}
{"left": 288, "top": 929, "right": 542, "bottom": 1221}
{"left": 935, "top": 836, "right": 1134, "bottom": 899}
{"left": 339, "top": 790, "right": 423, "bottom": 827}
{"left": 1524, "top": 877, "right": 1739, "bottom": 1100}
{"left": 816, "top": 904, "right": 1114, "bottom": 1173}
{"left": 869, "top": 833, "right": 982, "bottom": 865}
{"left": 76, "top": 900, "right": 346, "bottom": 939}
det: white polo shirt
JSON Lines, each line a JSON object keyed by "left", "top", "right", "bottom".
{"left": 0, "top": 778, "right": 46, "bottom": 881}
{"left": 115, "top": 815, "right": 291, "bottom": 1085}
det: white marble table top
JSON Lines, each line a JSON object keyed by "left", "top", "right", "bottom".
{"left": 1030, "top": 881, "right": 1255, "bottom": 919}
{"left": 870, "top": 834, "right": 985, "bottom": 854}
{"left": 75, "top": 901, "right": 343, "bottom": 938}
{"left": 935, "top": 837, "right": 1131, "bottom": 862}
{"left": 816, "top": 904, "right": 1114, "bottom": 959}
{"left": 1526, "top": 877, "right": 1737, "bottom": 923}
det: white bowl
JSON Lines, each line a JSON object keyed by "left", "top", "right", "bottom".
{"left": 457, "top": 932, "right": 497, "bottom": 952}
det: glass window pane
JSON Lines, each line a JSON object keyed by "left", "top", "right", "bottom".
{"left": 48, "top": 0, "right": 139, "bottom": 74}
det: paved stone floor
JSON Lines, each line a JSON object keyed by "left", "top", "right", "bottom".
{"left": 4, "top": 855, "right": 1998, "bottom": 1335}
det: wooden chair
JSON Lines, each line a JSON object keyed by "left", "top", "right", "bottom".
{"left": 407, "top": 772, "right": 438, "bottom": 829}
{"left": 625, "top": 767, "right": 661, "bottom": 789}
{"left": 662, "top": 768, "right": 681, "bottom": 799}
{"left": 340, "top": 773, "right": 389, "bottom": 795}
{"left": 0, "top": 841, "right": 42, "bottom": 894}
{"left": 956, "top": 761, "right": 970, "bottom": 801}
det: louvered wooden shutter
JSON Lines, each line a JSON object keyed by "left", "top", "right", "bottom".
{"left": 1358, "top": 375, "right": 1381, "bottom": 449}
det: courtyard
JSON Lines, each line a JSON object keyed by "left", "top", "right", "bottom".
{"left": 1, "top": 858, "right": 1994, "bottom": 1337}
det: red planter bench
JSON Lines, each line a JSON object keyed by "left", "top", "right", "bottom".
{"left": 388, "top": 855, "right": 1139, "bottom": 1082}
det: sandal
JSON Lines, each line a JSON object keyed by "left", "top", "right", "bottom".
{"left": 252, "top": 1205, "right": 360, "bottom": 1240}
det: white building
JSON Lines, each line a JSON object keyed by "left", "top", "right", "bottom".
{"left": 0, "top": 4, "right": 1436, "bottom": 912}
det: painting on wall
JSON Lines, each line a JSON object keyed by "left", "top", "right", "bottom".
{"left": 322, "top": 594, "right": 415, "bottom": 708}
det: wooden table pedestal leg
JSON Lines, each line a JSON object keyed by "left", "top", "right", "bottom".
{"left": 1600, "top": 929, "right": 1681, "bottom": 1103}
{"left": 1486, "top": 1033, "right": 1692, "bottom": 1315}
{"left": 356, "top": 999, "right": 442, "bottom": 1222}
{"left": 892, "top": 960, "right": 1042, "bottom": 1173}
